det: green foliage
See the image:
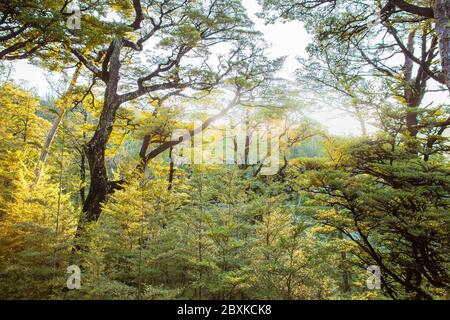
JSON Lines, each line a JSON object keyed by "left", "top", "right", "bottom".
{"left": 0, "top": 0, "right": 448, "bottom": 302}
{"left": 291, "top": 136, "right": 449, "bottom": 300}
{"left": 0, "top": 83, "right": 77, "bottom": 299}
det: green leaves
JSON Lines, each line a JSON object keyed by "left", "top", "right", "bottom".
{"left": 294, "top": 134, "right": 450, "bottom": 299}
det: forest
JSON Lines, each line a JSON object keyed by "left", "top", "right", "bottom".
{"left": 0, "top": 0, "right": 449, "bottom": 300}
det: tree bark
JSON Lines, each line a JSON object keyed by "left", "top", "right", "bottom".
{"left": 167, "top": 146, "right": 175, "bottom": 190}
{"left": 434, "top": 0, "right": 450, "bottom": 93}
{"left": 82, "top": 39, "right": 122, "bottom": 222}
{"left": 338, "top": 231, "right": 351, "bottom": 293}
{"left": 137, "top": 134, "right": 152, "bottom": 174}
{"left": 79, "top": 108, "right": 88, "bottom": 204}
{"left": 80, "top": 151, "right": 86, "bottom": 204}
{"left": 401, "top": 30, "right": 430, "bottom": 154}
{"left": 389, "top": 0, "right": 434, "bottom": 18}
{"left": 404, "top": 31, "right": 419, "bottom": 138}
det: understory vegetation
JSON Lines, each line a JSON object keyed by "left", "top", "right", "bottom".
{"left": 0, "top": 0, "right": 448, "bottom": 300}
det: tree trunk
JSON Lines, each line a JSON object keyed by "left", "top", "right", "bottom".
{"left": 354, "top": 106, "right": 367, "bottom": 136}
{"left": 80, "top": 42, "right": 239, "bottom": 224}
{"left": 82, "top": 137, "right": 110, "bottom": 221}
{"left": 32, "top": 65, "right": 82, "bottom": 188}
{"left": 338, "top": 231, "right": 351, "bottom": 293}
{"left": 404, "top": 31, "right": 419, "bottom": 138}
{"left": 80, "top": 151, "right": 86, "bottom": 204}
{"left": 137, "top": 134, "right": 152, "bottom": 174}
{"left": 79, "top": 109, "right": 88, "bottom": 204}
{"left": 402, "top": 31, "right": 428, "bottom": 154}
{"left": 81, "top": 39, "right": 122, "bottom": 222}
{"left": 434, "top": 0, "right": 450, "bottom": 92}
{"left": 167, "top": 146, "right": 175, "bottom": 190}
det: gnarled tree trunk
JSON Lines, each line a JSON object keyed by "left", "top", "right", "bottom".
{"left": 81, "top": 39, "right": 122, "bottom": 222}
{"left": 434, "top": 0, "right": 450, "bottom": 92}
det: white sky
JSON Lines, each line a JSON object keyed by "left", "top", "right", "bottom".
{"left": 8, "top": 0, "right": 447, "bottom": 136}
{"left": 244, "top": 0, "right": 369, "bottom": 135}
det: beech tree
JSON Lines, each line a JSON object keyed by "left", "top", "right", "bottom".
{"left": 1, "top": 0, "right": 448, "bottom": 301}
{"left": 258, "top": 0, "right": 450, "bottom": 91}
{"left": 259, "top": 0, "right": 450, "bottom": 299}
{"left": 0, "top": 0, "right": 120, "bottom": 60}
{"left": 63, "top": 0, "right": 275, "bottom": 223}
{"left": 259, "top": 0, "right": 449, "bottom": 153}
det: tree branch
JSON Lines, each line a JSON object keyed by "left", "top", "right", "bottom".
{"left": 388, "top": 0, "right": 434, "bottom": 18}
{"left": 130, "top": 0, "right": 143, "bottom": 30}
{"left": 70, "top": 48, "right": 106, "bottom": 81}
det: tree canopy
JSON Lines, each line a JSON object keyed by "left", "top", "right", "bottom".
{"left": 0, "top": 0, "right": 448, "bottom": 300}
